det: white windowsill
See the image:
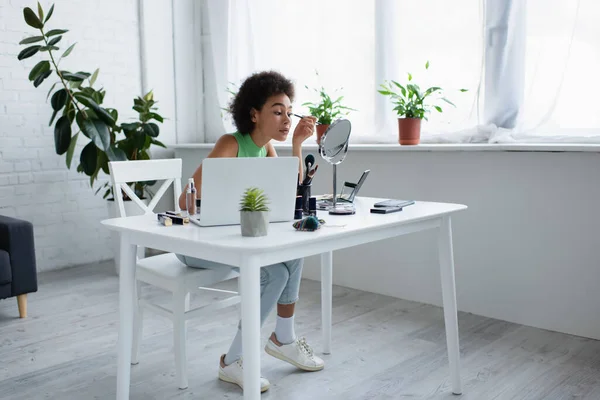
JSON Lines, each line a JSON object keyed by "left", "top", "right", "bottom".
{"left": 171, "top": 143, "right": 600, "bottom": 153}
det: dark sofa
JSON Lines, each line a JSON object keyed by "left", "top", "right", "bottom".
{"left": 0, "top": 215, "right": 38, "bottom": 318}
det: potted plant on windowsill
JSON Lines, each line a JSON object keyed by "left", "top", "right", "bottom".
{"left": 302, "top": 76, "right": 355, "bottom": 145}
{"left": 239, "top": 187, "right": 270, "bottom": 237}
{"left": 16, "top": 2, "right": 166, "bottom": 206}
{"left": 378, "top": 61, "right": 467, "bottom": 145}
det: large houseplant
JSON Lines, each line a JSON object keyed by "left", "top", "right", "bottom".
{"left": 378, "top": 61, "right": 467, "bottom": 145}
{"left": 239, "top": 187, "right": 270, "bottom": 237}
{"left": 302, "top": 76, "right": 355, "bottom": 145}
{"left": 16, "top": 2, "right": 166, "bottom": 200}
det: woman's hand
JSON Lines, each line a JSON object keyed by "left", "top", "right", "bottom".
{"left": 292, "top": 116, "right": 316, "bottom": 146}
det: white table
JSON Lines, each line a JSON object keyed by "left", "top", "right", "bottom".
{"left": 102, "top": 197, "right": 467, "bottom": 399}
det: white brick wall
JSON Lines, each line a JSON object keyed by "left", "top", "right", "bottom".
{"left": 0, "top": 0, "right": 142, "bottom": 272}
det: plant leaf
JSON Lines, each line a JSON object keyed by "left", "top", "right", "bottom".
{"left": 68, "top": 80, "right": 82, "bottom": 89}
{"left": 48, "top": 109, "right": 59, "bottom": 126}
{"left": 434, "top": 106, "right": 443, "bottom": 113}
{"left": 80, "top": 141, "right": 98, "bottom": 176}
{"left": 73, "top": 93, "right": 115, "bottom": 125}
{"left": 121, "top": 122, "right": 140, "bottom": 132}
{"left": 17, "top": 45, "right": 41, "bottom": 60}
{"left": 28, "top": 60, "right": 50, "bottom": 81}
{"left": 105, "top": 146, "right": 127, "bottom": 162}
{"left": 46, "top": 81, "right": 57, "bottom": 101}
{"left": 96, "top": 151, "right": 109, "bottom": 175}
{"left": 44, "top": 4, "right": 54, "bottom": 23}
{"left": 61, "top": 43, "right": 76, "bottom": 58}
{"left": 23, "top": 7, "right": 43, "bottom": 29}
{"left": 45, "top": 29, "right": 68, "bottom": 37}
{"left": 19, "top": 35, "right": 44, "bottom": 45}
{"left": 62, "top": 71, "right": 90, "bottom": 81}
{"left": 39, "top": 45, "right": 59, "bottom": 52}
{"left": 425, "top": 60, "right": 430, "bottom": 69}
{"left": 89, "top": 68, "right": 99, "bottom": 86}
{"left": 33, "top": 70, "right": 52, "bottom": 87}
{"left": 407, "top": 73, "right": 412, "bottom": 81}
{"left": 65, "top": 132, "right": 78, "bottom": 169}
{"left": 106, "top": 108, "right": 118, "bottom": 122}
{"left": 143, "top": 122, "right": 159, "bottom": 137}
{"left": 151, "top": 138, "right": 167, "bottom": 148}
{"left": 54, "top": 116, "right": 71, "bottom": 155}
{"left": 37, "top": 2, "right": 44, "bottom": 21}
{"left": 51, "top": 88, "right": 68, "bottom": 111}
{"left": 77, "top": 114, "right": 111, "bottom": 151}
{"left": 48, "top": 35, "right": 61, "bottom": 46}
{"left": 441, "top": 97, "right": 456, "bottom": 107}
{"left": 149, "top": 112, "right": 163, "bottom": 123}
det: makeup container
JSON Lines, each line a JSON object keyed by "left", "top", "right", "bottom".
{"left": 157, "top": 214, "right": 173, "bottom": 226}
{"left": 158, "top": 213, "right": 188, "bottom": 225}
{"left": 308, "top": 197, "right": 317, "bottom": 216}
{"left": 297, "top": 184, "right": 311, "bottom": 215}
{"left": 186, "top": 178, "right": 197, "bottom": 216}
{"left": 294, "top": 196, "right": 303, "bottom": 219}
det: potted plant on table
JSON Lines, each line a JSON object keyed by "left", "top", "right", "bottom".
{"left": 239, "top": 187, "right": 270, "bottom": 237}
{"left": 16, "top": 2, "right": 166, "bottom": 205}
{"left": 378, "top": 61, "right": 467, "bottom": 145}
{"left": 302, "top": 76, "right": 355, "bottom": 145}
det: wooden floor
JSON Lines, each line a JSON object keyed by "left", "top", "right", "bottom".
{"left": 0, "top": 261, "right": 598, "bottom": 400}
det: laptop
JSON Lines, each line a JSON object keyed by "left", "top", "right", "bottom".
{"left": 317, "top": 169, "right": 370, "bottom": 209}
{"left": 190, "top": 157, "right": 299, "bottom": 227}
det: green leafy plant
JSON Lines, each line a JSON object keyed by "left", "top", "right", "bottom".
{"left": 239, "top": 187, "right": 270, "bottom": 212}
{"left": 16, "top": 2, "right": 166, "bottom": 199}
{"left": 220, "top": 81, "right": 239, "bottom": 121}
{"left": 378, "top": 61, "right": 468, "bottom": 120}
{"left": 302, "top": 72, "right": 355, "bottom": 125}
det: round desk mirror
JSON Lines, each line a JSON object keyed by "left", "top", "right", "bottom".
{"left": 319, "top": 119, "right": 351, "bottom": 165}
{"left": 318, "top": 119, "right": 354, "bottom": 215}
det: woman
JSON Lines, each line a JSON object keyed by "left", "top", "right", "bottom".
{"left": 176, "top": 70, "right": 323, "bottom": 393}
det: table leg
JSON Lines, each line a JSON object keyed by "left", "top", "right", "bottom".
{"left": 438, "top": 216, "right": 462, "bottom": 395}
{"left": 117, "top": 236, "right": 137, "bottom": 400}
{"left": 240, "top": 257, "right": 261, "bottom": 400}
{"left": 321, "top": 251, "right": 333, "bottom": 354}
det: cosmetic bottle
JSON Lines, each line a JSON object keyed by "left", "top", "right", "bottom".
{"left": 186, "top": 178, "right": 197, "bottom": 216}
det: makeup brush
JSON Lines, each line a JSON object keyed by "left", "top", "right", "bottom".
{"left": 303, "top": 164, "right": 319, "bottom": 186}
{"left": 304, "top": 154, "right": 315, "bottom": 181}
{"left": 293, "top": 113, "right": 322, "bottom": 125}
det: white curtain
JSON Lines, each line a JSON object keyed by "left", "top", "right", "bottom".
{"left": 490, "top": 0, "right": 600, "bottom": 143}
{"left": 203, "top": 0, "right": 257, "bottom": 143}
{"left": 201, "top": 0, "right": 600, "bottom": 144}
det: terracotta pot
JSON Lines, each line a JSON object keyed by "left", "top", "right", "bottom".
{"left": 397, "top": 118, "right": 421, "bottom": 145}
{"left": 316, "top": 124, "right": 330, "bottom": 145}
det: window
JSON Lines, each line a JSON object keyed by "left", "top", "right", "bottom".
{"left": 203, "top": 0, "right": 600, "bottom": 144}
{"left": 520, "top": 0, "right": 600, "bottom": 137}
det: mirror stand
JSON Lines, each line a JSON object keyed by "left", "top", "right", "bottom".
{"left": 329, "top": 163, "right": 355, "bottom": 215}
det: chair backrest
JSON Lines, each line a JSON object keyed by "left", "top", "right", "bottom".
{"left": 108, "top": 159, "right": 183, "bottom": 217}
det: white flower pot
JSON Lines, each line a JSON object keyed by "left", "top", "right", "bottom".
{"left": 106, "top": 198, "right": 149, "bottom": 275}
{"left": 240, "top": 211, "right": 269, "bottom": 237}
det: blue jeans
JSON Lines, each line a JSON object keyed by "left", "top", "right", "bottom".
{"left": 175, "top": 254, "right": 303, "bottom": 327}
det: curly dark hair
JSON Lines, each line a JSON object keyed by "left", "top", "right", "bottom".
{"left": 229, "top": 70, "right": 295, "bottom": 134}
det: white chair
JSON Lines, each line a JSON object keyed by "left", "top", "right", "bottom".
{"left": 108, "top": 159, "right": 240, "bottom": 389}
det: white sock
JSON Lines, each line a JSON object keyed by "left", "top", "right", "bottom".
{"left": 274, "top": 315, "right": 296, "bottom": 344}
{"left": 224, "top": 329, "right": 243, "bottom": 365}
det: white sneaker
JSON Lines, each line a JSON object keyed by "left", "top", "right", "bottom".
{"left": 265, "top": 334, "right": 325, "bottom": 372}
{"left": 218, "top": 355, "right": 270, "bottom": 393}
